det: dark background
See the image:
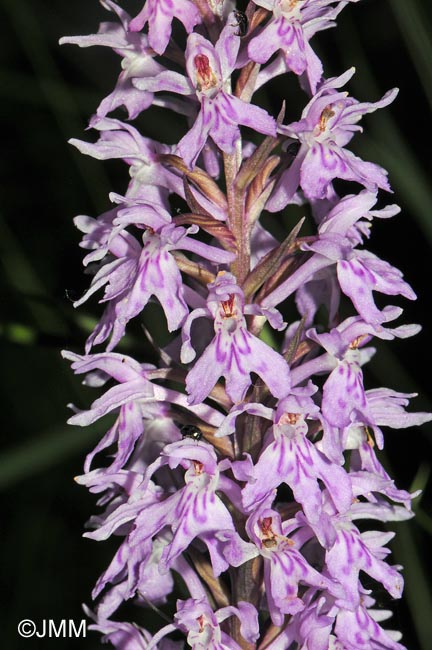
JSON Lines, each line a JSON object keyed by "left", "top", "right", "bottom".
{"left": 0, "top": 0, "right": 431, "bottom": 648}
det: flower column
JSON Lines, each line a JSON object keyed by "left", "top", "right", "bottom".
{"left": 61, "top": 1, "right": 430, "bottom": 649}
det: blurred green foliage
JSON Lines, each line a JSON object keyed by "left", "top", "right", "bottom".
{"left": 0, "top": 0, "right": 431, "bottom": 648}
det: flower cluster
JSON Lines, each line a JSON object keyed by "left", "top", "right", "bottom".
{"left": 62, "top": 1, "right": 430, "bottom": 648}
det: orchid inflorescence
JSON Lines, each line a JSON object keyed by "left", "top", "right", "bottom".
{"left": 61, "top": 1, "right": 431, "bottom": 648}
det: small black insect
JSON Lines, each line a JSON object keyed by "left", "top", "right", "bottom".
{"left": 233, "top": 10, "right": 248, "bottom": 37}
{"left": 180, "top": 424, "right": 203, "bottom": 441}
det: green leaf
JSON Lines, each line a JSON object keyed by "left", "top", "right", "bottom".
{"left": 0, "top": 424, "right": 104, "bottom": 490}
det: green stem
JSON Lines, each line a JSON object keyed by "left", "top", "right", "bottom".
{"left": 224, "top": 138, "right": 256, "bottom": 650}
